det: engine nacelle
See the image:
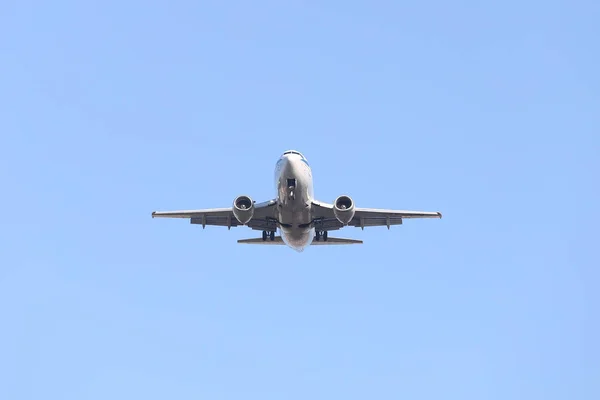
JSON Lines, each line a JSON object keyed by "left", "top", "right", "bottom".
{"left": 333, "top": 195, "right": 355, "bottom": 225}
{"left": 232, "top": 195, "right": 254, "bottom": 224}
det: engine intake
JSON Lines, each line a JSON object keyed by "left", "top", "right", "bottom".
{"left": 333, "top": 195, "right": 355, "bottom": 225}
{"left": 232, "top": 195, "right": 254, "bottom": 224}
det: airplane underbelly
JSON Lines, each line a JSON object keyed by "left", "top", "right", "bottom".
{"left": 278, "top": 206, "right": 311, "bottom": 226}
{"left": 281, "top": 227, "right": 314, "bottom": 250}
{"left": 275, "top": 154, "right": 314, "bottom": 245}
{"left": 277, "top": 180, "right": 312, "bottom": 226}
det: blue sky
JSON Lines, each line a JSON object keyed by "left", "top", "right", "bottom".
{"left": 1, "top": 1, "right": 598, "bottom": 399}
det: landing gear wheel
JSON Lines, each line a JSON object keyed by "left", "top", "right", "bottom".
{"left": 315, "top": 231, "right": 327, "bottom": 241}
{"left": 262, "top": 231, "right": 267, "bottom": 241}
{"left": 270, "top": 231, "right": 275, "bottom": 241}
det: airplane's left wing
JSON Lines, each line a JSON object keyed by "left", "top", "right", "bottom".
{"left": 152, "top": 199, "right": 278, "bottom": 231}
{"left": 311, "top": 200, "right": 442, "bottom": 231}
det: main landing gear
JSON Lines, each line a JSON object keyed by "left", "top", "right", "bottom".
{"left": 314, "top": 230, "right": 328, "bottom": 242}
{"left": 262, "top": 230, "right": 275, "bottom": 241}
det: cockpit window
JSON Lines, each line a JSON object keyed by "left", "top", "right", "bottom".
{"left": 283, "top": 150, "right": 305, "bottom": 157}
{"left": 281, "top": 150, "right": 309, "bottom": 166}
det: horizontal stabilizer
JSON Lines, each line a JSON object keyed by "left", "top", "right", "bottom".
{"left": 237, "top": 236, "right": 362, "bottom": 245}
{"left": 238, "top": 237, "right": 286, "bottom": 245}
{"left": 311, "top": 237, "right": 362, "bottom": 245}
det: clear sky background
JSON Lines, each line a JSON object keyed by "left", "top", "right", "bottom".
{"left": 1, "top": 1, "right": 598, "bottom": 399}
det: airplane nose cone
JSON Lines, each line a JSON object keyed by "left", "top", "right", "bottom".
{"left": 281, "top": 157, "right": 296, "bottom": 174}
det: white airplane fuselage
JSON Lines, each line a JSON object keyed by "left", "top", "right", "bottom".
{"left": 274, "top": 151, "right": 315, "bottom": 251}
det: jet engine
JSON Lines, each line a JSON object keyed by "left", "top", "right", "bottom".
{"left": 333, "top": 195, "right": 355, "bottom": 225}
{"left": 232, "top": 195, "right": 254, "bottom": 224}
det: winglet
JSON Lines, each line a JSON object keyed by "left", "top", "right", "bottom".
{"left": 438, "top": 212, "right": 442, "bottom": 219}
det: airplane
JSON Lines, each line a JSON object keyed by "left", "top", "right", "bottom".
{"left": 151, "top": 150, "right": 442, "bottom": 252}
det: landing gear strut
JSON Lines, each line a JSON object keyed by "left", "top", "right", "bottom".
{"left": 315, "top": 230, "right": 328, "bottom": 242}
{"left": 262, "top": 230, "right": 275, "bottom": 241}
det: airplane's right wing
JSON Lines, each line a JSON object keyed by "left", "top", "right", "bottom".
{"left": 312, "top": 200, "right": 442, "bottom": 231}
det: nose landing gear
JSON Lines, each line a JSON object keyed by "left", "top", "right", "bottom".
{"left": 287, "top": 178, "right": 296, "bottom": 200}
